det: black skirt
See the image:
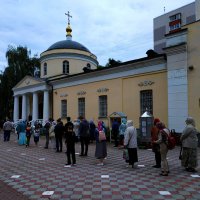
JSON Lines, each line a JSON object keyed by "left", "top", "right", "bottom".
{"left": 128, "top": 148, "right": 138, "bottom": 164}
{"left": 95, "top": 141, "right": 107, "bottom": 159}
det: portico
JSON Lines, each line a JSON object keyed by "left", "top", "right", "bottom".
{"left": 12, "top": 76, "right": 52, "bottom": 123}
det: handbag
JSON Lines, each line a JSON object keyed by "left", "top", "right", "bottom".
{"left": 123, "top": 148, "right": 129, "bottom": 161}
{"left": 99, "top": 131, "right": 106, "bottom": 141}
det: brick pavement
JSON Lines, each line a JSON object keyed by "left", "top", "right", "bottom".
{"left": 0, "top": 131, "right": 200, "bottom": 200}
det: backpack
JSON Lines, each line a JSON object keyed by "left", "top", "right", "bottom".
{"left": 162, "top": 129, "right": 176, "bottom": 150}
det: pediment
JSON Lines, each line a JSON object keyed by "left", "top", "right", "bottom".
{"left": 13, "top": 75, "right": 45, "bottom": 90}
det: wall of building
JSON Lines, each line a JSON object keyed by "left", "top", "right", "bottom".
{"left": 52, "top": 70, "right": 168, "bottom": 128}
{"left": 154, "top": 2, "right": 195, "bottom": 53}
{"left": 186, "top": 20, "right": 200, "bottom": 130}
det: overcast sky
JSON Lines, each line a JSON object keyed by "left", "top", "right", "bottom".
{"left": 0, "top": 0, "right": 194, "bottom": 71}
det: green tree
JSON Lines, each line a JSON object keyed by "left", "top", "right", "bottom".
{"left": 0, "top": 45, "right": 40, "bottom": 120}
{"left": 105, "top": 58, "right": 121, "bottom": 68}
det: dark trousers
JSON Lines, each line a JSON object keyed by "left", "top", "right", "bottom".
{"left": 4, "top": 130, "right": 11, "bottom": 141}
{"left": 113, "top": 131, "right": 119, "bottom": 146}
{"left": 66, "top": 143, "right": 76, "bottom": 164}
{"left": 45, "top": 133, "right": 49, "bottom": 148}
{"left": 155, "top": 150, "right": 161, "bottom": 167}
{"left": 26, "top": 135, "right": 31, "bottom": 146}
{"left": 80, "top": 136, "right": 89, "bottom": 155}
{"left": 56, "top": 136, "right": 62, "bottom": 152}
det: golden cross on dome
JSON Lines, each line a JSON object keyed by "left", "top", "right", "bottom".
{"left": 65, "top": 11, "right": 72, "bottom": 25}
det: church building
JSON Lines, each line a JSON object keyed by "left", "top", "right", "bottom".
{"left": 12, "top": 5, "right": 200, "bottom": 133}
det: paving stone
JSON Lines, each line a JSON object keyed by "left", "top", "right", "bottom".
{"left": 0, "top": 134, "right": 200, "bottom": 200}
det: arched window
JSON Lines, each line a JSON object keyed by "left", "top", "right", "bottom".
{"left": 87, "top": 63, "right": 91, "bottom": 69}
{"left": 43, "top": 63, "right": 47, "bottom": 76}
{"left": 63, "top": 60, "right": 69, "bottom": 74}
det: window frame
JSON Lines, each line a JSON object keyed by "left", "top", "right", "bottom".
{"left": 61, "top": 99, "right": 67, "bottom": 118}
{"left": 43, "top": 63, "right": 47, "bottom": 76}
{"left": 78, "top": 97, "right": 85, "bottom": 118}
{"left": 99, "top": 95, "right": 107, "bottom": 118}
{"left": 140, "top": 90, "right": 153, "bottom": 115}
{"left": 63, "top": 60, "right": 69, "bottom": 74}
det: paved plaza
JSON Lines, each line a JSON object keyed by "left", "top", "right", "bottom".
{"left": 0, "top": 131, "right": 200, "bottom": 200}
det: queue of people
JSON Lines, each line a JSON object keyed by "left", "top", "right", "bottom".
{"left": 1, "top": 116, "right": 199, "bottom": 174}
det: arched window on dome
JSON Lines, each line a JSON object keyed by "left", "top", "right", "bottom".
{"left": 43, "top": 63, "right": 47, "bottom": 76}
{"left": 63, "top": 60, "right": 69, "bottom": 74}
{"left": 87, "top": 63, "right": 91, "bottom": 69}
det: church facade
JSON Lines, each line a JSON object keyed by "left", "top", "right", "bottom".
{"left": 12, "top": 11, "right": 200, "bottom": 133}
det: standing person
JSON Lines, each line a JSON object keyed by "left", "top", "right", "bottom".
{"left": 54, "top": 118, "right": 64, "bottom": 152}
{"left": 3, "top": 118, "right": 13, "bottom": 142}
{"left": 17, "top": 120, "right": 27, "bottom": 145}
{"left": 65, "top": 124, "right": 76, "bottom": 166}
{"left": 79, "top": 116, "right": 90, "bottom": 156}
{"left": 124, "top": 120, "right": 138, "bottom": 168}
{"left": 119, "top": 118, "right": 127, "bottom": 147}
{"left": 151, "top": 118, "right": 161, "bottom": 168}
{"left": 49, "top": 121, "right": 56, "bottom": 149}
{"left": 44, "top": 119, "right": 52, "bottom": 149}
{"left": 33, "top": 123, "right": 40, "bottom": 146}
{"left": 25, "top": 122, "right": 32, "bottom": 147}
{"left": 180, "top": 117, "right": 199, "bottom": 172}
{"left": 65, "top": 117, "right": 74, "bottom": 133}
{"left": 89, "top": 120, "right": 96, "bottom": 143}
{"left": 73, "top": 119, "right": 80, "bottom": 142}
{"left": 95, "top": 121, "right": 107, "bottom": 165}
{"left": 154, "top": 122, "right": 169, "bottom": 176}
{"left": 112, "top": 118, "right": 120, "bottom": 147}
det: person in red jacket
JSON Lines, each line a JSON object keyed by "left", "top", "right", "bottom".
{"left": 151, "top": 118, "right": 161, "bottom": 168}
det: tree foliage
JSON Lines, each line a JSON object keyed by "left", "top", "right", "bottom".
{"left": 0, "top": 45, "right": 40, "bottom": 120}
{"left": 105, "top": 58, "right": 121, "bottom": 68}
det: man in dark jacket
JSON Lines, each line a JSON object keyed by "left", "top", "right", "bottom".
{"left": 54, "top": 118, "right": 64, "bottom": 152}
{"left": 79, "top": 116, "right": 90, "bottom": 156}
{"left": 112, "top": 118, "right": 120, "bottom": 147}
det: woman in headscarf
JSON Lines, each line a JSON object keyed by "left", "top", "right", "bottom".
{"left": 154, "top": 122, "right": 169, "bottom": 176}
{"left": 180, "top": 117, "right": 199, "bottom": 172}
{"left": 17, "top": 120, "right": 27, "bottom": 145}
{"left": 95, "top": 121, "right": 107, "bottom": 166}
{"left": 124, "top": 120, "right": 138, "bottom": 168}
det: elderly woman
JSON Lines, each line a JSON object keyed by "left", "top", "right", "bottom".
{"left": 180, "top": 117, "right": 199, "bottom": 172}
{"left": 124, "top": 120, "right": 138, "bottom": 168}
{"left": 154, "top": 122, "right": 169, "bottom": 176}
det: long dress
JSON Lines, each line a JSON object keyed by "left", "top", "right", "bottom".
{"left": 17, "top": 122, "right": 27, "bottom": 145}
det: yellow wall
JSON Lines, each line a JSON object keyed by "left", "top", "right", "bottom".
{"left": 40, "top": 49, "right": 97, "bottom": 78}
{"left": 186, "top": 21, "right": 200, "bottom": 130}
{"left": 53, "top": 70, "right": 168, "bottom": 128}
{"left": 40, "top": 58, "right": 97, "bottom": 78}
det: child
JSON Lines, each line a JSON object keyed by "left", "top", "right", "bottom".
{"left": 26, "top": 122, "right": 32, "bottom": 147}
{"left": 33, "top": 124, "right": 40, "bottom": 146}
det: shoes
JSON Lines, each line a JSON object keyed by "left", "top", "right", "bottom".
{"left": 65, "top": 164, "right": 71, "bottom": 167}
{"left": 162, "top": 171, "right": 170, "bottom": 174}
{"left": 72, "top": 164, "right": 76, "bottom": 166}
{"left": 44, "top": 147, "right": 48, "bottom": 149}
{"left": 160, "top": 172, "right": 168, "bottom": 176}
{"left": 186, "top": 167, "right": 197, "bottom": 172}
{"left": 152, "top": 165, "right": 161, "bottom": 168}
{"left": 97, "top": 163, "right": 104, "bottom": 166}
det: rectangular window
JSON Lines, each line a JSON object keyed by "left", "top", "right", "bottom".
{"left": 99, "top": 95, "right": 107, "bottom": 117}
{"left": 78, "top": 98, "right": 85, "bottom": 118}
{"left": 169, "top": 13, "right": 181, "bottom": 22}
{"left": 140, "top": 90, "right": 153, "bottom": 115}
{"left": 61, "top": 100, "right": 67, "bottom": 118}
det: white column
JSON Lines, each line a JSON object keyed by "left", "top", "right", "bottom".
{"left": 32, "top": 92, "right": 38, "bottom": 121}
{"left": 27, "top": 95, "right": 30, "bottom": 118}
{"left": 22, "top": 94, "right": 27, "bottom": 120}
{"left": 13, "top": 95, "right": 19, "bottom": 122}
{"left": 43, "top": 90, "right": 49, "bottom": 123}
